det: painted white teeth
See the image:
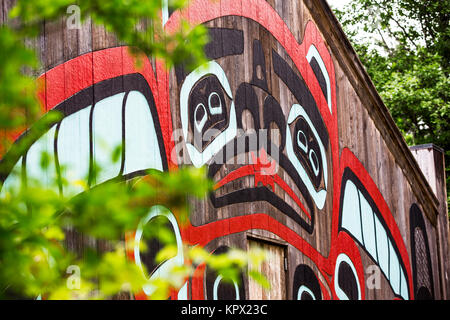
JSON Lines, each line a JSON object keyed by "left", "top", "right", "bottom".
{"left": 123, "top": 91, "right": 163, "bottom": 175}
{"left": 341, "top": 180, "right": 363, "bottom": 243}
{"left": 341, "top": 179, "right": 409, "bottom": 300}
{"left": 26, "top": 125, "right": 58, "bottom": 191}
{"left": 359, "top": 192, "right": 377, "bottom": 260}
{"left": 58, "top": 106, "right": 91, "bottom": 197}
{"left": 92, "top": 93, "right": 124, "bottom": 185}
{"left": 1, "top": 91, "right": 164, "bottom": 199}
{"left": 389, "top": 241, "right": 400, "bottom": 294}
{"left": 0, "top": 157, "right": 22, "bottom": 198}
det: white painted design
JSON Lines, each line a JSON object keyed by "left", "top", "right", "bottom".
{"left": 25, "top": 125, "right": 58, "bottom": 191}
{"left": 208, "top": 92, "right": 223, "bottom": 115}
{"left": 297, "top": 285, "right": 316, "bottom": 300}
{"left": 177, "top": 282, "right": 188, "bottom": 300}
{"left": 286, "top": 103, "right": 328, "bottom": 209}
{"left": 389, "top": 240, "right": 400, "bottom": 294}
{"left": 92, "top": 93, "right": 124, "bottom": 184}
{"left": 374, "top": 215, "right": 389, "bottom": 279}
{"left": 180, "top": 61, "right": 237, "bottom": 167}
{"left": 194, "top": 103, "right": 208, "bottom": 132}
{"left": 58, "top": 106, "right": 91, "bottom": 197}
{"left": 334, "top": 253, "right": 361, "bottom": 300}
{"left": 400, "top": 268, "right": 408, "bottom": 300}
{"left": 340, "top": 180, "right": 409, "bottom": 299}
{"left": 341, "top": 179, "right": 363, "bottom": 243}
{"left": 309, "top": 149, "right": 320, "bottom": 177}
{"left": 213, "top": 275, "right": 240, "bottom": 300}
{"left": 161, "top": 0, "right": 169, "bottom": 26}
{"left": 306, "top": 44, "right": 332, "bottom": 114}
{"left": 359, "top": 191, "right": 377, "bottom": 259}
{"left": 0, "top": 157, "right": 23, "bottom": 198}
{"left": 123, "top": 91, "right": 163, "bottom": 175}
{"left": 134, "top": 205, "right": 184, "bottom": 297}
{"left": 296, "top": 130, "right": 308, "bottom": 153}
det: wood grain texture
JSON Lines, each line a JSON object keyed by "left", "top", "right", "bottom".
{"left": 248, "top": 238, "right": 287, "bottom": 300}
{"left": 0, "top": 0, "right": 448, "bottom": 300}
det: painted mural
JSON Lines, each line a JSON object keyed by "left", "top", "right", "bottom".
{"left": 0, "top": 0, "right": 439, "bottom": 300}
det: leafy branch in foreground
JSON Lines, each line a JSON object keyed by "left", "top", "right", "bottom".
{"left": 9, "top": 0, "right": 210, "bottom": 70}
{"left": 0, "top": 164, "right": 269, "bottom": 299}
{"left": 333, "top": 0, "right": 450, "bottom": 210}
{"left": 1, "top": 0, "right": 209, "bottom": 152}
{"left": 0, "top": 0, "right": 268, "bottom": 299}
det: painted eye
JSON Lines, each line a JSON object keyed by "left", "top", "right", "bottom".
{"left": 212, "top": 275, "right": 241, "bottom": 300}
{"left": 137, "top": 215, "right": 176, "bottom": 278}
{"left": 293, "top": 264, "right": 322, "bottom": 300}
{"left": 208, "top": 91, "right": 222, "bottom": 115}
{"left": 134, "top": 205, "right": 184, "bottom": 298}
{"left": 309, "top": 149, "right": 320, "bottom": 177}
{"left": 194, "top": 103, "right": 207, "bottom": 132}
{"left": 334, "top": 253, "right": 361, "bottom": 300}
{"left": 297, "top": 130, "right": 308, "bottom": 153}
{"left": 179, "top": 61, "right": 237, "bottom": 168}
{"left": 287, "top": 111, "right": 324, "bottom": 193}
{"left": 205, "top": 246, "right": 245, "bottom": 300}
{"left": 298, "top": 286, "right": 316, "bottom": 300}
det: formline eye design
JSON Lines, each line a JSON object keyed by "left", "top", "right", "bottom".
{"left": 297, "top": 130, "right": 308, "bottom": 153}
{"left": 134, "top": 205, "right": 185, "bottom": 298}
{"left": 180, "top": 61, "right": 237, "bottom": 168}
{"left": 334, "top": 253, "right": 361, "bottom": 300}
{"left": 194, "top": 103, "right": 207, "bottom": 132}
{"left": 286, "top": 104, "right": 328, "bottom": 210}
{"left": 208, "top": 91, "right": 223, "bottom": 115}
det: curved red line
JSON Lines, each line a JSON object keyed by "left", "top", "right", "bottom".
{"left": 214, "top": 164, "right": 312, "bottom": 221}
{"left": 339, "top": 147, "right": 414, "bottom": 299}
{"left": 187, "top": 213, "right": 332, "bottom": 276}
{"left": 165, "top": 0, "right": 336, "bottom": 128}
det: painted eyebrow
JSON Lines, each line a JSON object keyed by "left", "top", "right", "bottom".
{"left": 204, "top": 27, "right": 244, "bottom": 60}
{"left": 175, "top": 27, "right": 244, "bottom": 86}
{"left": 272, "top": 49, "right": 329, "bottom": 147}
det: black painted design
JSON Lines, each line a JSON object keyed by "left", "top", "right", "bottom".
{"left": 0, "top": 73, "right": 168, "bottom": 187}
{"left": 188, "top": 75, "right": 230, "bottom": 152}
{"left": 205, "top": 246, "right": 245, "bottom": 300}
{"left": 337, "top": 260, "right": 359, "bottom": 300}
{"left": 291, "top": 116, "right": 323, "bottom": 188}
{"left": 263, "top": 95, "right": 286, "bottom": 153}
{"left": 251, "top": 40, "right": 269, "bottom": 92}
{"left": 235, "top": 83, "right": 261, "bottom": 131}
{"left": 410, "top": 203, "right": 434, "bottom": 300}
{"left": 176, "top": 28, "right": 244, "bottom": 86}
{"left": 293, "top": 264, "right": 322, "bottom": 300}
{"left": 272, "top": 49, "right": 329, "bottom": 146}
{"left": 140, "top": 215, "right": 176, "bottom": 278}
{"left": 177, "top": 26, "right": 334, "bottom": 235}
{"left": 205, "top": 28, "right": 244, "bottom": 60}
{"left": 309, "top": 56, "right": 328, "bottom": 103}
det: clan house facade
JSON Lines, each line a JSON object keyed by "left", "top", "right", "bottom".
{"left": 1, "top": 0, "right": 449, "bottom": 300}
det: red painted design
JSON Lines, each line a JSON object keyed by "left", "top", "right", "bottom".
{"left": 0, "top": 0, "right": 414, "bottom": 300}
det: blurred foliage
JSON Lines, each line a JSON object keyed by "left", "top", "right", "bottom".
{"left": 334, "top": 0, "right": 450, "bottom": 212}
{"left": 9, "top": 0, "right": 210, "bottom": 70}
{"left": 0, "top": 0, "right": 268, "bottom": 300}
{"left": 1, "top": 0, "right": 209, "bottom": 152}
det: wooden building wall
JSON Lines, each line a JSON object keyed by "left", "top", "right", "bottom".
{"left": 1, "top": 0, "right": 449, "bottom": 300}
